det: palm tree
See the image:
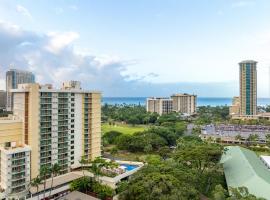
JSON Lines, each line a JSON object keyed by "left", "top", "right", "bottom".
{"left": 49, "top": 163, "right": 61, "bottom": 197}
{"left": 40, "top": 165, "right": 51, "bottom": 199}
{"left": 30, "top": 176, "right": 42, "bottom": 200}
{"left": 79, "top": 156, "right": 88, "bottom": 177}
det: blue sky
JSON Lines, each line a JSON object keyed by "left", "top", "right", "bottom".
{"left": 0, "top": 0, "right": 270, "bottom": 97}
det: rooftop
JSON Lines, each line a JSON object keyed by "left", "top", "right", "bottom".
{"left": 221, "top": 146, "right": 270, "bottom": 199}
{"left": 11, "top": 83, "right": 101, "bottom": 94}
{"left": 60, "top": 191, "right": 100, "bottom": 200}
{"left": 171, "top": 93, "right": 196, "bottom": 97}
{"left": 239, "top": 60, "right": 257, "bottom": 64}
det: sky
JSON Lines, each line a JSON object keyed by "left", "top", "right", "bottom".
{"left": 0, "top": 0, "right": 270, "bottom": 97}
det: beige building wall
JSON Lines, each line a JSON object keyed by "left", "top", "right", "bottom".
{"left": 230, "top": 97, "right": 240, "bottom": 116}
{"left": 90, "top": 93, "right": 101, "bottom": 160}
{"left": 0, "top": 119, "right": 22, "bottom": 147}
{"left": 171, "top": 94, "right": 197, "bottom": 115}
{"left": 11, "top": 83, "right": 101, "bottom": 180}
{"left": 13, "top": 83, "right": 40, "bottom": 179}
{"left": 28, "top": 84, "right": 40, "bottom": 178}
{"left": 146, "top": 98, "right": 173, "bottom": 115}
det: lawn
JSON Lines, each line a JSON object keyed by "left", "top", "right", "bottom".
{"left": 102, "top": 123, "right": 148, "bottom": 135}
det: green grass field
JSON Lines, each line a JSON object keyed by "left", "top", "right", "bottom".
{"left": 102, "top": 123, "right": 147, "bottom": 135}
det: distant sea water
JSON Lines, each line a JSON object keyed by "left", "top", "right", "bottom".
{"left": 102, "top": 97, "right": 270, "bottom": 107}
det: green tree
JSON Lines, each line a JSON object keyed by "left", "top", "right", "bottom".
{"left": 30, "top": 176, "right": 42, "bottom": 200}
{"left": 70, "top": 177, "right": 93, "bottom": 193}
{"left": 265, "top": 134, "right": 270, "bottom": 146}
{"left": 211, "top": 184, "right": 228, "bottom": 200}
{"left": 49, "top": 163, "right": 61, "bottom": 197}
{"left": 174, "top": 141, "right": 223, "bottom": 193}
{"left": 40, "top": 165, "right": 51, "bottom": 199}
{"left": 103, "top": 131, "right": 123, "bottom": 144}
{"left": 235, "top": 134, "right": 243, "bottom": 141}
{"left": 119, "top": 162, "right": 199, "bottom": 200}
{"left": 79, "top": 156, "right": 89, "bottom": 177}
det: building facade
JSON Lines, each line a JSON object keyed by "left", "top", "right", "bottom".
{"left": 0, "top": 90, "right": 6, "bottom": 109}
{"left": 229, "top": 96, "right": 240, "bottom": 116}
{"left": 171, "top": 93, "right": 197, "bottom": 115}
{"left": 0, "top": 116, "right": 31, "bottom": 199}
{"left": 0, "top": 144, "right": 31, "bottom": 199}
{"left": 146, "top": 98, "right": 173, "bottom": 115}
{"left": 6, "top": 69, "right": 35, "bottom": 111}
{"left": 11, "top": 82, "right": 101, "bottom": 180}
{"left": 239, "top": 60, "right": 257, "bottom": 116}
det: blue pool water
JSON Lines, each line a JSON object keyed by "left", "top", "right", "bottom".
{"left": 120, "top": 164, "right": 138, "bottom": 171}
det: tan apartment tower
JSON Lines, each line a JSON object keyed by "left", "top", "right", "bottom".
{"left": 239, "top": 60, "right": 257, "bottom": 116}
{"left": 146, "top": 97, "right": 173, "bottom": 115}
{"left": 11, "top": 82, "right": 101, "bottom": 179}
{"left": 171, "top": 93, "right": 197, "bottom": 115}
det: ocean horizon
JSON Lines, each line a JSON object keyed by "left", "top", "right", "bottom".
{"left": 102, "top": 97, "right": 270, "bottom": 107}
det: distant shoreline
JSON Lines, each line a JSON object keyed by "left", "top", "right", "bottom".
{"left": 102, "top": 97, "right": 270, "bottom": 107}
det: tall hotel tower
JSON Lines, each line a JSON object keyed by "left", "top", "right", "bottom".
{"left": 239, "top": 60, "right": 257, "bottom": 116}
{"left": 11, "top": 81, "right": 101, "bottom": 179}
{"left": 6, "top": 69, "right": 35, "bottom": 111}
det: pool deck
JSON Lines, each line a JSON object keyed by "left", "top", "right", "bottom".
{"left": 73, "top": 160, "right": 144, "bottom": 189}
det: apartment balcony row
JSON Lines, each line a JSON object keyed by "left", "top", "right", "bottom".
{"left": 12, "top": 167, "right": 26, "bottom": 174}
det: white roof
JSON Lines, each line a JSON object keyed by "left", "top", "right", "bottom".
{"left": 261, "top": 156, "right": 270, "bottom": 166}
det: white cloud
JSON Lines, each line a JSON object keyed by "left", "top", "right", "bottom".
{"left": 45, "top": 32, "right": 79, "bottom": 54}
{"left": 0, "top": 21, "right": 136, "bottom": 95}
{"left": 16, "top": 5, "right": 32, "bottom": 19}
{"left": 0, "top": 21, "right": 245, "bottom": 97}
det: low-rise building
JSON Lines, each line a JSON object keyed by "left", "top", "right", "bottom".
{"left": 146, "top": 97, "right": 173, "bottom": 115}
{"left": 221, "top": 146, "right": 270, "bottom": 199}
{"left": 0, "top": 144, "right": 31, "bottom": 199}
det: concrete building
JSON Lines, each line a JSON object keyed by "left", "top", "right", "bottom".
{"left": 11, "top": 82, "right": 101, "bottom": 179}
{"left": 146, "top": 97, "right": 173, "bottom": 115}
{"left": 0, "top": 90, "right": 6, "bottom": 109}
{"left": 229, "top": 96, "right": 240, "bottom": 116}
{"left": 0, "top": 116, "right": 31, "bottom": 199}
{"left": 239, "top": 60, "right": 257, "bottom": 116}
{"left": 171, "top": 93, "right": 197, "bottom": 115}
{"left": 6, "top": 69, "right": 35, "bottom": 111}
{"left": 0, "top": 144, "right": 31, "bottom": 199}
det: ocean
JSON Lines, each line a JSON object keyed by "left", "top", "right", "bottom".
{"left": 102, "top": 97, "right": 270, "bottom": 107}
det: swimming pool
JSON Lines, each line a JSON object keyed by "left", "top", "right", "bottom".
{"left": 120, "top": 164, "right": 139, "bottom": 171}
